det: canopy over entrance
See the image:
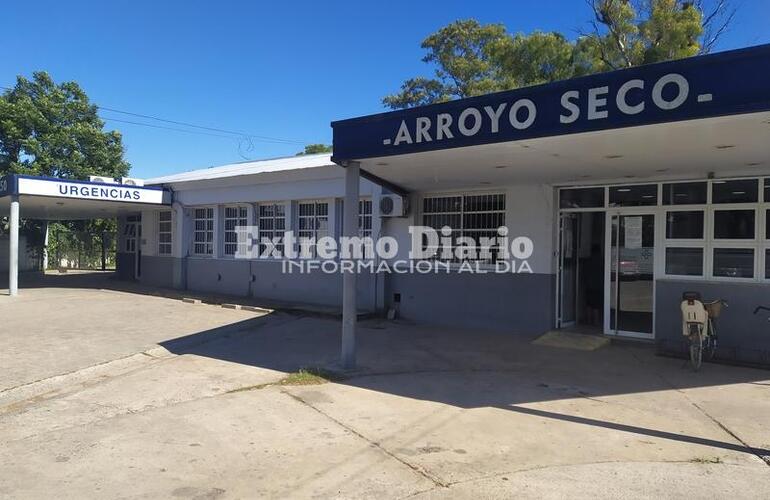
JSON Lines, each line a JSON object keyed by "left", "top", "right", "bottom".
{"left": 331, "top": 43, "right": 770, "bottom": 192}
{"left": 1, "top": 174, "right": 172, "bottom": 295}
{"left": 328, "top": 43, "right": 770, "bottom": 369}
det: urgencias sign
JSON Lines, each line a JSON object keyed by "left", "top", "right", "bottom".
{"left": 331, "top": 44, "right": 770, "bottom": 160}
{"left": 0, "top": 175, "right": 169, "bottom": 205}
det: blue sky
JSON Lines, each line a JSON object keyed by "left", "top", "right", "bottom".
{"left": 2, "top": 0, "right": 768, "bottom": 178}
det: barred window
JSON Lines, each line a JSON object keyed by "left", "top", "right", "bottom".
{"left": 223, "top": 206, "right": 249, "bottom": 256}
{"left": 193, "top": 207, "right": 214, "bottom": 256}
{"left": 298, "top": 201, "right": 328, "bottom": 257}
{"left": 359, "top": 199, "right": 372, "bottom": 238}
{"left": 157, "top": 211, "right": 172, "bottom": 255}
{"left": 422, "top": 193, "right": 505, "bottom": 262}
{"left": 258, "top": 203, "right": 286, "bottom": 256}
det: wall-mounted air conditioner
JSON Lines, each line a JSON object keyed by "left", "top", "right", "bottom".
{"left": 120, "top": 177, "right": 145, "bottom": 187}
{"left": 89, "top": 175, "right": 118, "bottom": 184}
{"left": 379, "top": 194, "right": 408, "bottom": 217}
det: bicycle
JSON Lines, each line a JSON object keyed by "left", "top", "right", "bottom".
{"left": 681, "top": 292, "right": 728, "bottom": 371}
{"left": 754, "top": 306, "right": 770, "bottom": 320}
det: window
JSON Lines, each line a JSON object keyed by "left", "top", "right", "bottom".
{"left": 422, "top": 193, "right": 505, "bottom": 262}
{"left": 124, "top": 223, "right": 136, "bottom": 253}
{"left": 157, "top": 211, "right": 172, "bottom": 255}
{"left": 662, "top": 182, "right": 707, "bottom": 205}
{"left": 609, "top": 184, "right": 657, "bottom": 206}
{"left": 765, "top": 208, "right": 770, "bottom": 240}
{"left": 713, "top": 210, "right": 755, "bottom": 240}
{"left": 359, "top": 199, "right": 373, "bottom": 238}
{"left": 258, "top": 203, "right": 286, "bottom": 256}
{"left": 193, "top": 207, "right": 214, "bottom": 256}
{"left": 298, "top": 201, "right": 328, "bottom": 257}
{"left": 223, "top": 206, "right": 248, "bottom": 256}
{"left": 712, "top": 179, "right": 758, "bottom": 204}
{"left": 713, "top": 248, "right": 754, "bottom": 278}
{"left": 766, "top": 249, "right": 770, "bottom": 280}
{"left": 666, "top": 211, "right": 704, "bottom": 239}
{"left": 665, "top": 247, "right": 704, "bottom": 276}
{"left": 560, "top": 187, "right": 604, "bottom": 209}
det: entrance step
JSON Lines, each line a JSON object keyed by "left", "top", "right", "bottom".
{"left": 532, "top": 330, "right": 610, "bottom": 351}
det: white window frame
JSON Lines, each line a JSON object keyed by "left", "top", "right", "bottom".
{"left": 558, "top": 176, "right": 770, "bottom": 283}
{"left": 157, "top": 210, "right": 173, "bottom": 256}
{"left": 124, "top": 221, "right": 137, "bottom": 253}
{"left": 707, "top": 200, "right": 761, "bottom": 282}
{"left": 359, "top": 198, "right": 373, "bottom": 238}
{"left": 257, "top": 201, "right": 287, "bottom": 259}
{"left": 192, "top": 206, "right": 215, "bottom": 257}
{"left": 661, "top": 199, "right": 707, "bottom": 279}
{"left": 420, "top": 191, "right": 506, "bottom": 265}
{"left": 297, "top": 200, "right": 329, "bottom": 258}
{"left": 222, "top": 205, "right": 250, "bottom": 258}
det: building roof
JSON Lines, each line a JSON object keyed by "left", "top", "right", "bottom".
{"left": 145, "top": 153, "right": 335, "bottom": 185}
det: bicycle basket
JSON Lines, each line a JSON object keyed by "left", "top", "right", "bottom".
{"left": 704, "top": 301, "right": 723, "bottom": 319}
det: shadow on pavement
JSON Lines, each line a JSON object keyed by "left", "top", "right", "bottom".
{"left": 7, "top": 271, "right": 770, "bottom": 460}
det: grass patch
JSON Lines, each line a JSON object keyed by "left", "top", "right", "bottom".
{"left": 226, "top": 367, "right": 342, "bottom": 393}
{"left": 690, "top": 456, "right": 723, "bottom": 464}
{"left": 279, "top": 368, "right": 341, "bottom": 386}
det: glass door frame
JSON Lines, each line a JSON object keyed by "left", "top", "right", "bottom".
{"left": 556, "top": 208, "right": 605, "bottom": 330}
{"left": 604, "top": 208, "right": 657, "bottom": 340}
{"left": 557, "top": 212, "right": 578, "bottom": 328}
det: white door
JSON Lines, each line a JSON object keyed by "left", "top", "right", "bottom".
{"left": 605, "top": 212, "right": 656, "bottom": 339}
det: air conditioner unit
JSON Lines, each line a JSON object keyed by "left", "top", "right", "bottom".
{"left": 379, "top": 194, "right": 408, "bottom": 217}
{"left": 89, "top": 175, "right": 118, "bottom": 184}
{"left": 120, "top": 177, "right": 145, "bottom": 187}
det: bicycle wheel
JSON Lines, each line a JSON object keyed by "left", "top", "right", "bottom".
{"left": 705, "top": 320, "right": 717, "bottom": 361}
{"left": 689, "top": 331, "right": 703, "bottom": 371}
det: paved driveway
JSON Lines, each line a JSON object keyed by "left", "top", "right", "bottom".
{"left": 0, "top": 272, "right": 262, "bottom": 392}
{"left": 1, "top": 275, "right": 769, "bottom": 498}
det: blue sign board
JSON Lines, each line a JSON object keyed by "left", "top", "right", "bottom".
{"left": 0, "top": 175, "right": 15, "bottom": 198}
{"left": 332, "top": 44, "right": 770, "bottom": 161}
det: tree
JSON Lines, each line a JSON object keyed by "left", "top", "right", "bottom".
{"left": 0, "top": 72, "right": 129, "bottom": 268}
{"left": 0, "top": 71, "right": 129, "bottom": 178}
{"left": 383, "top": 20, "right": 510, "bottom": 109}
{"left": 384, "top": 1, "right": 736, "bottom": 109}
{"left": 296, "top": 144, "right": 332, "bottom": 155}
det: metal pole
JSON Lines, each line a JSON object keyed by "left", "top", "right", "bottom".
{"left": 341, "top": 162, "right": 360, "bottom": 369}
{"left": 9, "top": 195, "right": 19, "bottom": 296}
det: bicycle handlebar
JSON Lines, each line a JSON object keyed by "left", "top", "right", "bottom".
{"left": 754, "top": 306, "right": 770, "bottom": 315}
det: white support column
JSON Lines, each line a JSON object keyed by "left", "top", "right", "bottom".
{"left": 341, "top": 162, "right": 360, "bottom": 369}
{"left": 8, "top": 195, "right": 20, "bottom": 296}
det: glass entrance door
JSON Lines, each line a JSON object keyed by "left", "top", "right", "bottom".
{"left": 558, "top": 213, "right": 578, "bottom": 327}
{"left": 608, "top": 213, "right": 655, "bottom": 338}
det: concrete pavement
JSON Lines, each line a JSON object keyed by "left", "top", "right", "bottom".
{"left": 1, "top": 281, "right": 769, "bottom": 498}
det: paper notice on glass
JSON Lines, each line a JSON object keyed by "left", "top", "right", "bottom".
{"left": 625, "top": 217, "right": 643, "bottom": 249}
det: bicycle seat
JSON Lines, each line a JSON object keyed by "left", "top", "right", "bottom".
{"left": 682, "top": 291, "right": 702, "bottom": 302}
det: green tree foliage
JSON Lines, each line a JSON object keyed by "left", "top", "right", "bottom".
{"left": 0, "top": 72, "right": 129, "bottom": 261}
{"left": 0, "top": 71, "right": 129, "bottom": 178}
{"left": 296, "top": 144, "right": 333, "bottom": 155}
{"left": 384, "top": 1, "right": 736, "bottom": 109}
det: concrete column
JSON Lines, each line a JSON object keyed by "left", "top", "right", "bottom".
{"left": 172, "top": 202, "right": 188, "bottom": 289}
{"left": 341, "top": 162, "right": 360, "bottom": 369}
{"left": 8, "top": 195, "right": 19, "bottom": 296}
